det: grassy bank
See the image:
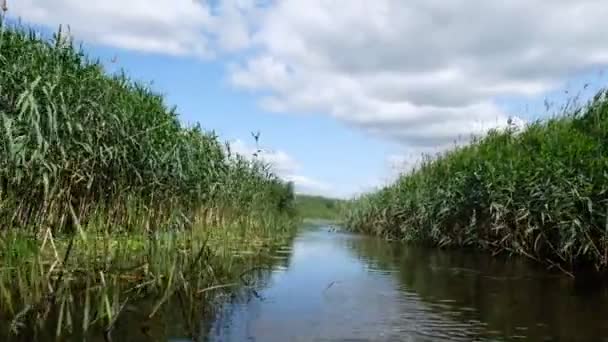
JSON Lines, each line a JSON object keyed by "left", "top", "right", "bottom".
{"left": 344, "top": 90, "right": 608, "bottom": 275}
{"left": 0, "top": 21, "right": 297, "bottom": 340}
{"left": 295, "top": 195, "right": 343, "bottom": 221}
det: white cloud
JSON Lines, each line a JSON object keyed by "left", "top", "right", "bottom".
{"left": 7, "top": 0, "right": 266, "bottom": 57}
{"left": 10, "top": 0, "right": 214, "bottom": 56}
{"left": 229, "top": 139, "right": 298, "bottom": 174}
{"left": 227, "top": 0, "right": 608, "bottom": 159}
{"left": 211, "top": 0, "right": 262, "bottom": 52}
{"left": 283, "top": 175, "right": 331, "bottom": 195}
{"left": 12, "top": 0, "right": 608, "bottom": 196}
{"left": 228, "top": 139, "right": 332, "bottom": 196}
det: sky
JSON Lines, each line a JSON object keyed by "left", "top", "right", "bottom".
{"left": 6, "top": 0, "right": 608, "bottom": 198}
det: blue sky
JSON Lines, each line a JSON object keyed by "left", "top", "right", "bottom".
{"left": 7, "top": 1, "right": 608, "bottom": 198}
{"left": 90, "top": 46, "right": 400, "bottom": 198}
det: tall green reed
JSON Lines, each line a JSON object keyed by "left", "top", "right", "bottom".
{"left": 0, "top": 20, "right": 298, "bottom": 340}
{"left": 0, "top": 20, "right": 296, "bottom": 234}
{"left": 0, "top": 218, "right": 296, "bottom": 340}
{"left": 344, "top": 89, "right": 608, "bottom": 275}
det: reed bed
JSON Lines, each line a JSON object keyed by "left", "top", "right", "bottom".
{"left": 294, "top": 195, "right": 342, "bottom": 221}
{"left": 0, "top": 20, "right": 296, "bottom": 235}
{"left": 0, "top": 20, "right": 298, "bottom": 340}
{"left": 344, "top": 89, "right": 608, "bottom": 276}
{"left": 0, "top": 220, "right": 296, "bottom": 341}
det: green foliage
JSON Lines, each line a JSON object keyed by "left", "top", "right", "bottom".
{"left": 0, "top": 22, "right": 296, "bottom": 233}
{"left": 0, "top": 21, "right": 298, "bottom": 340}
{"left": 295, "top": 194, "right": 342, "bottom": 220}
{"left": 0, "top": 220, "right": 296, "bottom": 340}
{"left": 344, "top": 89, "right": 608, "bottom": 274}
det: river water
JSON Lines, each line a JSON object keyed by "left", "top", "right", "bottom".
{"left": 204, "top": 223, "right": 608, "bottom": 341}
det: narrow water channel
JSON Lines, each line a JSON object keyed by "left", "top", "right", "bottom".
{"left": 205, "top": 223, "right": 608, "bottom": 341}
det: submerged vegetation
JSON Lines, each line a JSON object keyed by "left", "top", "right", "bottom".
{"left": 344, "top": 89, "right": 608, "bottom": 276}
{"left": 0, "top": 224, "right": 295, "bottom": 341}
{"left": 0, "top": 21, "right": 297, "bottom": 340}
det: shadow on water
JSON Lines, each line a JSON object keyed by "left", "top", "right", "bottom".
{"left": 12, "top": 224, "right": 607, "bottom": 341}
{"left": 347, "top": 236, "right": 608, "bottom": 341}
{"left": 205, "top": 224, "right": 608, "bottom": 341}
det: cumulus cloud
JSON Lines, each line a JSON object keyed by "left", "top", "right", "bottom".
{"left": 12, "top": 0, "right": 608, "bottom": 193}
{"left": 228, "top": 139, "right": 332, "bottom": 196}
{"left": 228, "top": 0, "right": 608, "bottom": 155}
{"left": 9, "top": 0, "right": 213, "bottom": 56}
{"left": 7, "top": 0, "right": 263, "bottom": 57}
{"left": 282, "top": 175, "right": 332, "bottom": 196}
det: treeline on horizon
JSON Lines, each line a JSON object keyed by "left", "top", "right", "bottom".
{"left": 344, "top": 88, "right": 608, "bottom": 275}
{"left": 295, "top": 194, "right": 343, "bottom": 220}
{"left": 0, "top": 21, "right": 296, "bottom": 235}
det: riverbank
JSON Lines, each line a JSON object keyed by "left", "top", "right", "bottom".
{"left": 0, "top": 22, "right": 298, "bottom": 340}
{"left": 295, "top": 195, "right": 343, "bottom": 221}
{"left": 0, "top": 220, "right": 297, "bottom": 341}
{"left": 344, "top": 89, "right": 608, "bottom": 276}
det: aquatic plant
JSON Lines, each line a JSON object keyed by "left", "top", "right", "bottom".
{"left": 0, "top": 20, "right": 298, "bottom": 340}
{"left": 0, "top": 220, "right": 296, "bottom": 340}
{"left": 0, "top": 20, "right": 296, "bottom": 235}
{"left": 344, "top": 89, "right": 608, "bottom": 275}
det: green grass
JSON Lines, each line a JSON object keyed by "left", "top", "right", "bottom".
{"left": 0, "top": 21, "right": 298, "bottom": 340}
{"left": 295, "top": 194, "right": 343, "bottom": 221}
{"left": 343, "top": 89, "right": 608, "bottom": 276}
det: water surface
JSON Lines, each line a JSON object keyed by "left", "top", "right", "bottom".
{"left": 206, "top": 224, "right": 608, "bottom": 341}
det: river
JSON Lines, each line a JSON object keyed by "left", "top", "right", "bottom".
{"left": 7, "top": 223, "right": 608, "bottom": 341}
{"left": 203, "top": 223, "right": 608, "bottom": 341}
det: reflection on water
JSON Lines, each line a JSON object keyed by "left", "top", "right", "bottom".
{"left": 206, "top": 224, "right": 608, "bottom": 341}
{"left": 1, "top": 240, "right": 296, "bottom": 342}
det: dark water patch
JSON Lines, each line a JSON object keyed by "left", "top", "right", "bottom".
{"left": 205, "top": 227, "right": 608, "bottom": 341}
{"left": 10, "top": 226, "right": 608, "bottom": 340}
